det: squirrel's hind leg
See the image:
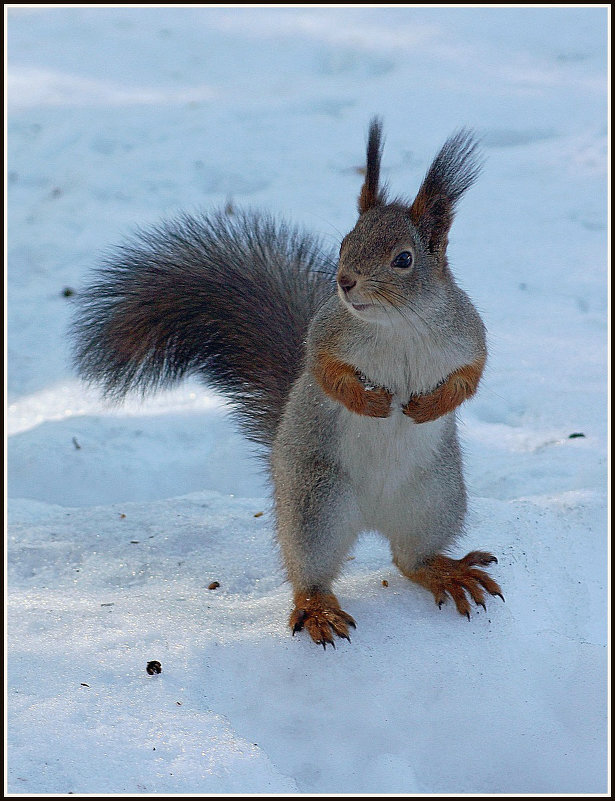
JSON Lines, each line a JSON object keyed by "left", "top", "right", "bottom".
{"left": 273, "top": 454, "right": 360, "bottom": 647}
{"left": 395, "top": 551, "right": 504, "bottom": 619}
{"left": 280, "top": 511, "right": 360, "bottom": 647}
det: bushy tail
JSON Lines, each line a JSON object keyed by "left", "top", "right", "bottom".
{"left": 72, "top": 209, "right": 336, "bottom": 446}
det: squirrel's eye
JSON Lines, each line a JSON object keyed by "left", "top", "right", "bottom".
{"left": 392, "top": 251, "right": 413, "bottom": 269}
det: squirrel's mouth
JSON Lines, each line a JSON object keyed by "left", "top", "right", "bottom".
{"left": 337, "top": 284, "right": 378, "bottom": 316}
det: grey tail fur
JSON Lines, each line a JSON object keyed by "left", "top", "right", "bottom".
{"left": 71, "top": 209, "right": 336, "bottom": 447}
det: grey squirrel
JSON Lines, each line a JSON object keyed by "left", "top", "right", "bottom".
{"left": 72, "top": 118, "right": 503, "bottom": 647}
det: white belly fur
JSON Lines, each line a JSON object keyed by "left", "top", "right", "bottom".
{"left": 337, "top": 401, "right": 448, "bottom": 530}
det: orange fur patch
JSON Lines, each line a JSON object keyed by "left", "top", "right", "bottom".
{"left": 403, "top": 355, "right": 485, "bottom": 423}
{"left": 408, "top": 187, "right": 430, "bottom": 226}
{"left": 358, "top": 183, "right": 379, "bottom": 215}
{"left": 313, "top": 350, "right": 392, "bottom": 418}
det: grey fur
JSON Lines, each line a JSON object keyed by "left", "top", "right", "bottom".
{"left": 72, "top": 210, "right": 336, "bottom": 445}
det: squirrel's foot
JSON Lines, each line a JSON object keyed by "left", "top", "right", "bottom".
{"left": 398, "top": 551, "right": 504, "bottom": 619}
{"left": 289, "top": 590, "right": 356, "bottom": 648}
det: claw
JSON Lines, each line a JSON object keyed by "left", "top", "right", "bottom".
{"left": 292, "top": 609, "right": 307, "bottom": 633}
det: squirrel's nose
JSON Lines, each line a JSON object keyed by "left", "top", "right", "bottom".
{"left": 338, "top": 273, "right": 357, "bottom": 292}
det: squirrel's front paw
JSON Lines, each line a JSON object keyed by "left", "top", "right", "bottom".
{"left": 289, "top": 590, "right": 356, "bottom": 648}
{"left": 403, "top": 391, "right": 447, "bottom": 423}
{"left": 312, "top": 351, "right": 392, "bottom": 418}
{"left": 403, "top": 358, "right": 485, "bottom": 423}
{"left": 361, "top": 386, "right": 393, "bottom": 418}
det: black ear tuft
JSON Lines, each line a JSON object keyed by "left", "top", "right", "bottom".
{"left": 409, "top": 129, "right": 482, "bottom": 254}
{"left": 358, "top": 117, "right": 387, "bottom": 214}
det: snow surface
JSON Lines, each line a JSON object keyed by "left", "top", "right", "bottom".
{"left": 6, "top": 6, "right": 609, "bottom": 795}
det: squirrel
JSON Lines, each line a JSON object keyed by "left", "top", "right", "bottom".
{"left": 72, "top": 118, "right": 503, "bottom": 647}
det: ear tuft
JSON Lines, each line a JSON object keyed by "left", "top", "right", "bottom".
{"left": 358, "top": 117, "right": 387, "bottom": 215}
{"left": 409, "top": 129, "right": 482, "bottom": 254}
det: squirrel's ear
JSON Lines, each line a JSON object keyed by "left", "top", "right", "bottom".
{"left": 358, "top": 117, "right": 387, "bottom": 215}
{"left": 409, "top": 130, "right": 481, "bottom": 254}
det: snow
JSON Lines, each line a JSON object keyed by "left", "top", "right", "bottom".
{"left": 6, "top": 5, "right": 609, "bottom": 795}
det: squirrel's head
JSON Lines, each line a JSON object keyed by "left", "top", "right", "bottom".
{"left": 337, "top": 118, "right": 481, "bottom": 324}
